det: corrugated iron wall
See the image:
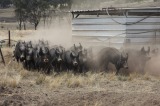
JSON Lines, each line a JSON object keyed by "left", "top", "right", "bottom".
{"left": 126, "top": 16, "right": 160, "bottom": 44}
{"left": 72, "top": 15, "right": 160, "bottom": 48}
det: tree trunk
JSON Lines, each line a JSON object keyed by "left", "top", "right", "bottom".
{"left": 19, "top": 21, "right": 22, "bottom": 30}
{"left": 44, "top": 18, "right": 46, "bottom": 28}
{"left": 34, "top": 22, "right": 39, "bottom": 30}
{"left": 23, "top": 22, "right": 26, "bottom": 30}
{"left": 34, "top": 24, "right": 37, "bottom": 30}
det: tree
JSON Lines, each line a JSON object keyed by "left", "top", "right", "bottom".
{"left": 27, "top": 0, "right": 73, "bottom": 30}
{"left": 27, "top": 0, "right": 50, "bottom": 30}
{"left": 13, "top": 0, "right": 28, "bottom": 30}
{"left": 13, "top": 0, "right": 73, "bottom": 30}
{"left": 0, "top": 0, "right": 12, "bottom": 8}
{"left": 13, "top": 0, "right": 50, "bottom": 30}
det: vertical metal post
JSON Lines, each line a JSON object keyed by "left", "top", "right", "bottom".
{"left": 0, "top": 48, "right": 5, "bottom": 65}
{"left": 155, "top": 30, "right": 157, "bottom": 47}
{"left": 8, "top": 30, "right": 11, "bottom": 47}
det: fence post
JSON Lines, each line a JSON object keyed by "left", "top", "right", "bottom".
{"left": 8, "top": 30, "right": 11, "bottom": 47}
{"left": 0, "top": 48, "right": 5, "bottom": 65}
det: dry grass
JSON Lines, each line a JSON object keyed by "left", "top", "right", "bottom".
{"left": 47, "top": 73, "right": 84, "bottom": 89}
{"left": 45, "top": 71, "right": 158, "bottom": 89}
{"left": 84, "top": 100, "right": 103, "bottom": 106}
{"left": 0, "top": 47, "right": 158, "bottom": 90}
{"left": 0, "top": 54, "right": 119, "bottom": 89}
{"left": 94, "top": 101, "right": 103, "bottom": 106}
{"left": 0, "top": 48, "right": 27, "bottom": 88}
{"left": 35, "top": 74, "right": 46, "bottom": 85}
{"left": 0, "top": 70, "right": 20, "bottom": 88}
{"left": 117, "top": 75, "right": 128, "bottom": 81}
{"left": 20, "top": 70, "right": 29, "bottom": 79}
{"left": 142, "top": 73, "right": 152, "bottom": 81}
{"left": 106, "top": 72, "right": 117, "bottom": 81}
{"left": 46, "top": 72, "right": 118, "bottom": 89}
{"left": 66, "top": 75, "right": 85, "bottom": 88}
{"left": 46, "top": 72, "right": 86, "bottom": 89}
{"left": 128, "top": 72, "right": 152, "bottom": 81}
{"left": 0, "top": 69, "right": 21, "bottom": 88}
{"left": 118, "top": 72, "right": 153, "bottom": 82}
{"left": 0, "top": 56, "right": 156, "bottom": 89}
{"left": 128, "top": 72, "right": 140, "bottom": 81}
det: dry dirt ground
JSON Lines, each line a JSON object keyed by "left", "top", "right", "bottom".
{"left": 0, "top": 48, "right": 160, "bottom": 106}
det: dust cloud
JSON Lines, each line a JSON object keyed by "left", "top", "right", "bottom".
{"left": 125, "top": 46, "right": 160, "bottom": 76}
{"left": 25, "top": 15, "right": 73, "bottom": 49}
{"left": 145, "top": 55, "right": 160, "bottom": 76}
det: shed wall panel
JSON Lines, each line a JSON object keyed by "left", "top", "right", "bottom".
{"left": 73, "top": 17, "right": 160, "bottom": 24}
{"left": 72, "top": 15, "right": 160, "bottom": 45}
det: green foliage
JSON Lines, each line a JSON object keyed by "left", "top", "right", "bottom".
{"left": 27, "top": 0, "right": 50, "bottom": 30}
{"left": 0, "top": 0, "right": 12, "bottom": 8}
{"left": 13, "top": 0, "right": 73, "bottom": 30}
{"left": 13, "top": 0, "right": 50, "bottom": 30}
{"left": 13, "top": 0, "right": 29, "bottom": 30}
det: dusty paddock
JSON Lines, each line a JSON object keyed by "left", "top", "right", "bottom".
{"left": 0, "top": 48, "right": 160, "bottom": 106}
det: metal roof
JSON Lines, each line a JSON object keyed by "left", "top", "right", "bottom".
{"left": 71, "top": 7, "right": 160, "bottom": 17}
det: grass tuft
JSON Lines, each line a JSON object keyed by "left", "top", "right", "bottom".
{"left": 142, "top": 73, "right": 151, "bottom": 81}
{"left": 117, "top": 75, "right": 128, "bottom": 81}
{"left": 0, "top": 72, "right": 21, "bottom": 88}
{"left": 20, "top": 70, "right": 29, "bottom": 79}
{"left": 94, "top": 101, "right": 103, "bottom": 106}
{"left": 35, "top": 74, "right": 46, "bottom": 85}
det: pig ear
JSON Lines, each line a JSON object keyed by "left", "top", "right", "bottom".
{"left": 77, "top": 53, "right": 79, "bottom": 58}
{"left": 55, "top": 50, "right": 59, "bottom": 55}
{"left": 70, "top": 52, "right": 74, "bottom": 58}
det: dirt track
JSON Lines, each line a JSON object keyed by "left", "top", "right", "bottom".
{"left": 1, "top": 75, "right": 160, "bottom": 106}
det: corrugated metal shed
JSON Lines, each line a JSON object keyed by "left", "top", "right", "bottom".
{"left": 71, "top": 7, "right": 160, "bottom": 48}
